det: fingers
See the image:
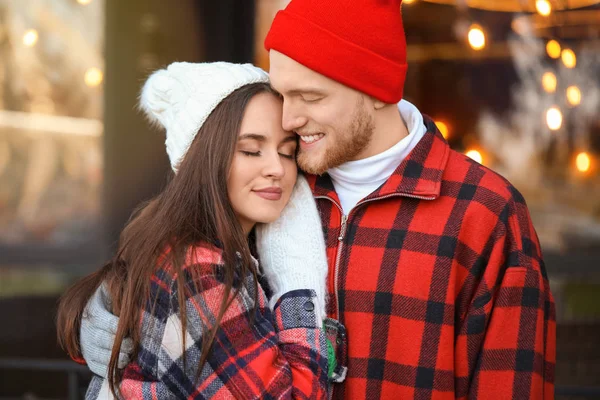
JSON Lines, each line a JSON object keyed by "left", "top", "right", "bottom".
{"left": 89, "top": 328, "right": 119, "bottom": 352}
{"left": 81, "top": 332, "right": 132, "bottom": 371}
{"left": 84, "top": 286, "right": 120, "bottom": 335}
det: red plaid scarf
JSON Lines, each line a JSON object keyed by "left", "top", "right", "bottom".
{"left": 85, "top": 244, "right": 336, "bottom": 399}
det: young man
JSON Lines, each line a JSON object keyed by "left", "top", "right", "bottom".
{"left": 79, "top": 0, "right": 555, "bottom": 398}
{"left": 262, "top": 0, "right": 555, "bottom": 399}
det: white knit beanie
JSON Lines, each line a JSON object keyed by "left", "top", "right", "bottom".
{"left": 139, "top": 62, "right": 270, "bottom": 172}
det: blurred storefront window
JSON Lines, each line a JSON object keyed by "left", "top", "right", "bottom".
{"left": 0, "top": 0, "right": 105, "bottom": 297}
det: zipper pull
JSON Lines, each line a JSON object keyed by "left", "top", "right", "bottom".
{"left": 338, "top": 215, "right": 348, "bottom": 241}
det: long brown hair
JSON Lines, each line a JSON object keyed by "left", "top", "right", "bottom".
{"left": 56, "top": 82, "right": 279, "bottom": 395}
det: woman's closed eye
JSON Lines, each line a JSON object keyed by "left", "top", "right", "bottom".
{"left": 240, "top": 150, "right": 261, "bottom": 157}
{"left": 279, "top": 152, "right": 295, "bottom": 160}
{"left": 278, "top": 142, "right": 297, "bottom": 160}
{"left": 240, "top": 150, "right": 295, "bottom": 160}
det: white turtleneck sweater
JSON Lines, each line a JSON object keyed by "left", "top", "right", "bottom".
{"left": 328, "top": 100, "right": 427, "bottom": 215}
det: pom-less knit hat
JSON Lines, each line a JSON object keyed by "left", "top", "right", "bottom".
{"left": 264, "top": 0, "right": 407, "bottom": 104}
{"left": 139, "top": 62, "right": 270, "bottom": 172}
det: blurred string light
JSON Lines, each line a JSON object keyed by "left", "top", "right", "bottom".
{"left": 435, "top": 121, "right": 449, "bottom": 139}
{"left": 576, "top": 152, "right": 591, "bottom": 173}
{"left": 546, "top": 107, "right": 563, "bottom": 130}
{"left": 466, "top": 149, "right": 483, "bottom": 164}
{"left": 84, "top": 67, "right": 103, "bottom": 87}
{"left": 468, "top": 24, "right": 486, "bottom": 50}
{"left": 77, "top": 0, "right": 93, "bottom": 5}
{"left": 535, "top": 0, "right": 552, "bottom": 16}
{"left": 542, "top": 71, "right": 557, "bottom": 93}
{"left": 23, "top": 29, "right": 38, "bottom": 47}
{"left": 566, "top": 86, "right": 582, "bottom": 106}
{"left": 546, "top": 40, "right": 562, "bottom": 59}
{"left": 417, "top": 1, "right": 598, "bottom": 177}
{"left": 561, "top": 48, "right": 577, "bottom": 68}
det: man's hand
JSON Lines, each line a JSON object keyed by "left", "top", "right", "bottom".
{"left": 80, "top": 283, "right": 134, "bottom": 378}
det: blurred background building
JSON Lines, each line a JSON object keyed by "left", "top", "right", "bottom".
{"left": 0, "top": 0, "right": 598, "bottom": 398}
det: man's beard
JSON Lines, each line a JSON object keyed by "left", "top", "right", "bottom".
{"left": 297, "top": 102, "right": 375, "bottom": 175}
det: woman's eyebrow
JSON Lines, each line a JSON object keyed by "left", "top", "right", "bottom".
{"left": 238, "top": 133, "right": 266, "bottom": 142}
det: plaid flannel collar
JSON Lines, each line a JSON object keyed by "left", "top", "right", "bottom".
{"left": 308, "top": 115, "right": 450, "bottom": 204}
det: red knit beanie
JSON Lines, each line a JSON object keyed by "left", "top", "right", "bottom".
{"left": 264, "top": 0, "right": 408, "bottom": 104}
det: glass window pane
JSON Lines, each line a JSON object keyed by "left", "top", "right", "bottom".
{"left": 0, "top": 0, "right": 105, "bottom": 295}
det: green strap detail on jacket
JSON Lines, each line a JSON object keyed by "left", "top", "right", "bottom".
{"left": 324, "top": 325, "right": 337, "bottom": 379}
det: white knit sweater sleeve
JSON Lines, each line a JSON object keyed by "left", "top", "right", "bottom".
{"left": 256, "top": 175, "right": 329, "bottom": 322}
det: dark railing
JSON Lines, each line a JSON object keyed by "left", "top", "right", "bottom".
{"left": 0, "top": 358, "right": 91, "bottom": 400}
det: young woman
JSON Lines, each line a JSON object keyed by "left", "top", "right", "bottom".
{"left": 56, "top": 62, "right": 340, "bottom": 399}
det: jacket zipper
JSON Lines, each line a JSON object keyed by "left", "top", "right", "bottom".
{"left": 333, "top": 214, "right": 348, "bottom": 320}
{"left": 315, "top": 192, "right": 436, "bottom": 320}
{"left": 315, "top": 196, "right": 345, "bottom": 319}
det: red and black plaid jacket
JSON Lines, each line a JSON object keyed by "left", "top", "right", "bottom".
{"left": 308, "top": 115, "right": 556, "bottom": 399}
